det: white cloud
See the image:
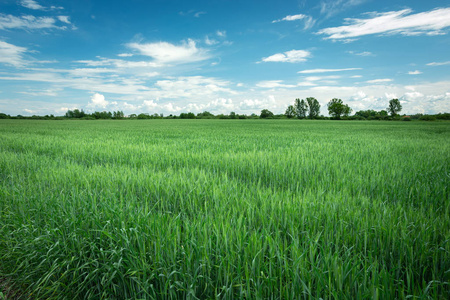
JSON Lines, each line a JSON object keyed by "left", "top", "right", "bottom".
{"left": 117, "top": 53, "right": 133, "bottom": 57}
{"left": 154, "top": 76, "right": 236, "bottom": 98}
{"left": 426, "top": 61, "right": 450, "bottom": 66}
{"left": 298, "top": 67, "right": 361, "bottom": 73}
{"left": 272, "top": 14, "right": 315, "bottom": 29}
{"left": 57, "top": 16, "right": 71, "bottom": 24}
{"left": 0, "top": 40, "right": 27, "bottom": 67}
{"left": 320, "top": 0, "right": 367, "bottom": 17}
{"left": 0, "top": 14, "right": 69, "bottom": 30}
{"left": 205, "top": 36, "right": 218, "bottom": 45}
{"left": 347, "top": 51, "right": 374, "bottom": 56}
{"left": 366, "top": 79, "right": 393, "bottom": 84}
{"left": 194, "top": 11, "right": 206, "bottom": 18}
{"left": 216, "top": 30, "right": 226, "bottom": 37}
{"left": 256, "top": 80, "right": 296, "bottom": 88}
{"left": 76, "top": 57, "right": 160, "bottom": 68}
{"left": 20, "top": 0, "right": 44, "bottom": 10}
{"left": 318, "top": 8, "right": 450, "bottom": 40}
{"left": 261, "top": 49, "right": 311, "bottom": 63}
{"left": 127, "top": 39, "right": 210, "bottom": 64}
{"left": 89, "top": 93, "right": 109, "bottom": 108}
{"left": 304, "top": 75, "right": 341, "bottom": 81}
{"left": 408, "top": 70, "right": 422, "bottom": 75}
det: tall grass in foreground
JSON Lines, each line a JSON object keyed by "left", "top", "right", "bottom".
{"left": 0, "top": 119, "right": 449, "bottom": 299}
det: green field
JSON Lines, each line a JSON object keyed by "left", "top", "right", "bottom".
{"left": 0, "top": 119, "right": 449, "bottom": 299}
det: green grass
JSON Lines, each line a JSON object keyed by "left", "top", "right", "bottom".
{"left": 0, "top": 119, "right": 449, "bottom": 299}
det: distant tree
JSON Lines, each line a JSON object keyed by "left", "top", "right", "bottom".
{"left": 65, "top": 110, "right": 74, "bottom": 118}
{"left": 113, "top": 111, "right": 124, "bottom": 119}
{"left": 129, "top": 114, "right": 137, "bottom": 119}
{"left": 327, "top": 98, "right": 352, "bottom": 119}
{"left": 0, "top": 113, "right": 11, "bottom": 119}
{"left": 138, "top": 113, "right": 150, "bottom": 119}
{"left": 306, "top": 97, "right": 320, "bottom": 119}
{"left": 229, "top": 111, "right": 237, "bottom": 119}
{"left": 260, "top": 109, "right": 274, "bottom": 119}
{"left": 197, "top": 111, "right": 214, "bottom": 118}
{"left": 294, "top": 98, "right": 307, "bottom": 119}
{"left": 285, "top": 105, "right": 296, "bottom": 118}
{"left": 387, "top": 99, "right": 402, "bottom": 116}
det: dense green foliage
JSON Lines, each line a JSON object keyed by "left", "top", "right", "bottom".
{"left": 0, "top": 120, "right": 449, "bottom": 299}
{"left": 327, "top": 98, "right": 352, "bottom": 119}
{"left": 388, "top": 99, "right": 402, "bottom": 117}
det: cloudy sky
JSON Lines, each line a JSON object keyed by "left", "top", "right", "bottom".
{"left": 0, "top": 0, "right": 449, "bottom": 116}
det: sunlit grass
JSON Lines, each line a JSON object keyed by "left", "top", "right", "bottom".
{"left": 0, "top": 119, "right": 449, "bottom": 299}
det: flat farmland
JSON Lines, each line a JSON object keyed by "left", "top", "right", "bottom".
{"left": 0, "top": 119, "right": 449, "bottom": 299}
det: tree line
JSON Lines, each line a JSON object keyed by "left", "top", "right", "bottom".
{"left": 0, "top": 97, "right": 449, "bottom": 121}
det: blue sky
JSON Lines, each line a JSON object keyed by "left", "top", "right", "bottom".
{"left": 0, "top": 0, "right": 449, "bottom": 116}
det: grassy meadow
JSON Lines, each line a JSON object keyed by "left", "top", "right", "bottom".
{"left": 0, "top": 119, "right": 449, "bottom": 299}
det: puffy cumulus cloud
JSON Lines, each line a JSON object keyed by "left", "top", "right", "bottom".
{"left": 408, "top": 70, "right": 422, "bottom": 75}
{"left": 127, "top": 39, "right": 210, "bottom": 64}
{"left": 88, "top": 93, "right": 109, "bottom": 109}
{"left": 0, "top": 40, "right": 27, "bottom": 67}
{"left": 261, "top": 50, "right": 311, "bottom": 63}
{"left": 318, "top": 8, "right": 450, "bottom": 40}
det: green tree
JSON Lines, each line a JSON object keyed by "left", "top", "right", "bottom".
{"left": 285, "top": 105, "right": 296, "bottom": 118}
{"left": 260, "top": 109, "right": 274, "bottom": 118}
{"left": 113, "top": 111, "right": 124, "bottom": 119}
{"left": 387, "top": 99, "right": 402, "bottom": 116}
{"left": 306, "top": 97, "right": 320, "bottom": 119}
{"left": 327, "top": 98, "right": 352, "bottom": 119}
{"left": 294, "top": 98, "right": 307, "bottom": 119}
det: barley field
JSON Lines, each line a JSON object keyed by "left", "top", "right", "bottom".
{"left": 0, "top": 119, "right": 449, "bottom": 299}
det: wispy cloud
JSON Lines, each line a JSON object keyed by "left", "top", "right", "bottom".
{"left": 127, "top": 39, "right": 210, "bottom": 64}
{"left": 272, "top": 14, "right": 315, "bottom": 29}
{"left": 179, "top": 10, "right": 206, "bottom": 18}
{"left": 426, "top": 61, "right": 450, "bottom": 66}
{"left": 20, "top": 0, "right": 63, "bottom": 11}
{"left": 298, "top": 67, "right": 361, "bottom": 73}
{"left": 261, "top": 50, "right": 311, "bottom": 63}
{"left": 0, "top": 40, "right": 27, "bottom": 67}
{"left": 0, "top": 14, "right": 71, "bottom": 30}
{"left": 57, "top": 16, "right": 71, "bottom": 24}
{"left": 216, "top": 30, "right": 226, "bottom": 37}
{"left": 317, "top": 8, "right": 450, "bottom": 40}
{"left": 347, "top": 50, "right": 374, "bottom": 56}
{"left": 20, "top": 0, "right": 45, "bottom": 10}
{"left": 256, "top": 80, "right": 296, "bottom": 88}
{"left": 366, "top": 78, "right": 393, "bottom": 84}
{"left": 408, "top": 70, "right": 422, "bottom": 75}
{"left": 320, "top": 0, "right": 368, "bottom": 18}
